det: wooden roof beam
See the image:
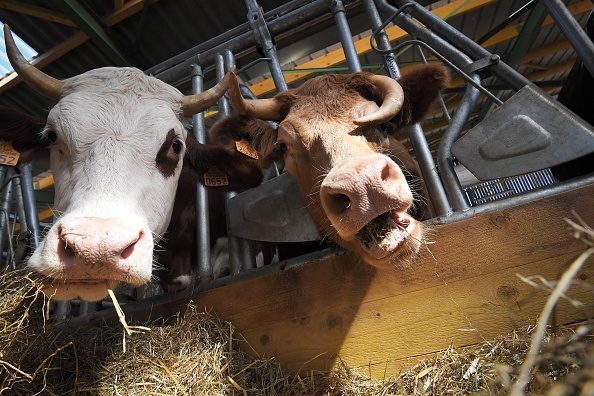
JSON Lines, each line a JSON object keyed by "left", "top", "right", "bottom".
{"left": 0, "top": 0, "right": 75, "bottom": 27}
{"left": 0, "top": 0, "right": 160, "bottom": 93}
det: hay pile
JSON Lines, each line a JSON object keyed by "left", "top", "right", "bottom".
{"left": 0, "top": 272, "right": 592, "bottom": 395}
{"left": 0, "top": 215, "right": 593, "bottom": 395}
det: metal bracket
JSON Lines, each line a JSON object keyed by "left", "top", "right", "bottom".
{"left": 462, "top": 54, "right": 500, "bottom": 75}
{"left": 246, "top": 0, "right": 275, "bottom": 52}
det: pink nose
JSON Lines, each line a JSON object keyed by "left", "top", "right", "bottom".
{"left": 57, "top": 218, "right": 146, "bottom": 280}
{"left": 320, "top": 154, "right": 413, "bottom": 237}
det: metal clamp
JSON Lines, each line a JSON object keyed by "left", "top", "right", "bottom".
{"left": 462, "top": 54, "right": 500, "bottom": 75}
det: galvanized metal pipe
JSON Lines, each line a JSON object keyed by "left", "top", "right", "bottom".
{"left": 540, "top": 0, "right": 594, "bottom": 78}
{"left": 18, "top": 163, "right": 40, "bottom": 249}
{"left": 191, "top": 64, "right": 213, "bottom": 288}
{"left": 215, "top": 54, "right": 243, "bottom": 277}
{"left": 0, "top": 166, "right": 9, "bottom": 261}
{"left": 362, "top": 0, "right": 400, "bottom": 79}
{"left": 11, "top": 174, "right": 28, "bottom": 268}
{"left": 408, "top": 123, "right": 453, "bottom": 216}
{"left": 245, "top": 0, "right": 289, "bottom": 91}
{"left": 224, "top": 49, "right": 257, "bottom": 272}
{"left": 328, "top": 0, "right": 362, "bottom": 72}
{"left": 383, "top": 0, "right": 532, "bottom": 91}
{"left": 0, "top": 168, "right": 15, "bottom": 259}
{"left": 437, "top": 74, "right": 482, "bottom": 212}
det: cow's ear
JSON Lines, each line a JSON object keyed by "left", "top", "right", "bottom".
{"left": 183, "top": 137, "right": 263, "bottom": 191}
{"left": 390, "top": 64, "right": 450, "bottom": 130}
{"left": 0, "top": 106, "right": 48, "bottom": 163}
{"left": 209, "top": 114, "right": 279, "bottom": 168}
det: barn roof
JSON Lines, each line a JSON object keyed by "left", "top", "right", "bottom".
{"left": 0, "top": 0, "right": 590, "bottom": 114}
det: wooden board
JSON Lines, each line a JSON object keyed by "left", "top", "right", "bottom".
{"left": 126, "top": 182, "right": 594, "bottom": 378}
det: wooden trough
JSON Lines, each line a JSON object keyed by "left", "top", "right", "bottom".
{"left": 96, "top": 179, "right": 594, "bottom": 378}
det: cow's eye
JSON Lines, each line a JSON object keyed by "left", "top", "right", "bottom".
{"left": 46, "top": 130, "right": 57, "bottom": 144}
{"left": 279, "top": 142, "right": 288, "bottom": 157}
{"left": 364, "top": 123, "right": 390, "bottom": 145}
{"left": 171, "top": 139, "right": 183, "bottom": 154}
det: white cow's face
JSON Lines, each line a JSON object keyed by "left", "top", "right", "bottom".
{"left": 27, "top": 68, "right": 189, "bottom": 301}
{"left": 4, "top": 24, "right": 264, "bottom": 302}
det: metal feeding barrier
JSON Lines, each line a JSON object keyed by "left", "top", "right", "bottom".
{"left": 2, "top": 0, "right": 594, "bottom": 317}
{"left": 0, "top": 163, "right": 40, "bottom": 273}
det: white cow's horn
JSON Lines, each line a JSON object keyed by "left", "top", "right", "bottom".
{"left": 353, "top": 74, "right": 404, "bottom": 126}
{"left": 4, "top": 25, "right": 64, "bottom": 101}
{"left": 182, "top": 67, "right": 236, "bottom": 116}
{"left": 228, "top": 72, "right": 285, "bottom": 121}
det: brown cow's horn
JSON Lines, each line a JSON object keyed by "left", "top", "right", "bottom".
{"left": 4, "top": 25, "right": 63, "bottom": 101}
{"left": 353, "top": 74, "right": 404, "bottom": 127}
{"left": 228, "top": 72, "right": 284, "bottom": 121}
{"left": 182, "top": 68, "right": 236, "bottom": 116}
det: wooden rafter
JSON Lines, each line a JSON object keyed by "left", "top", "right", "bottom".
{"left": 0, "top": 0, "right": 75, "bottom": 27}
{"left": 0, "top": 0, "right": 160, "bottom": 93}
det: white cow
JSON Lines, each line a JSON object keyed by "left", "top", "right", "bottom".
{"left": 2, "top": 25, "right": 262, "bottom": 301}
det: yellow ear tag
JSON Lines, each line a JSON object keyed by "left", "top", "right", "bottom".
{"left": 204, "top": 166, "right": 229, "bottom": 187}
{"left": 235, "top": 138, "right": 260, "bottom": 159}
{"left": 0, "top": 141, "right": 20, "bottom": 166}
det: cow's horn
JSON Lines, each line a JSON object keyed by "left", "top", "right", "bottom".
{"left": 353, "top": 74, "right": 404, "bottom": 126}
{"left": 4, "top": 25, "right": 63, "bottom": 101}
{"left": 182, "top": 68, "right": 237, "bottom": 116}
{"left": 229, "top": 72, "right": 284, "bottom": 121}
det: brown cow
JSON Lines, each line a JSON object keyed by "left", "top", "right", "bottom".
{"left": 210, "top": 65, "right": 449, "bottom": 268}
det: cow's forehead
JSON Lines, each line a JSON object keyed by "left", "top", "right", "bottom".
{"left": 61, "top": 67, "right": 183, "bottom": 103}
{"left": 287, "top": 88, "right": 369, "bottom": 121}
{"left": 47, "top": 67, "right": 187, "bottom": 143}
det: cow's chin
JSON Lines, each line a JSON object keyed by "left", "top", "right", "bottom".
{"left": 40, "top": 279, "right": 121, "bottom": 301}
{"left": 347, "top": 211, "right": 422, "bottom": 269}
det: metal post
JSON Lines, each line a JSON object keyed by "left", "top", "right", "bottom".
{"left": 215, "top": 54, "right": 243, "bottom": 276}
{"left": 11, "top": 174, "right": 29, "bottom": 268}
{"left": 540, "top": 0, "right": 594, "bottom": 78}
{"left": 245, "top": 0, "right": 289, "bottom": 91}
{"left": 191, "top": 64, "right": 213, "bottom": 288}
{"left": 362, "top": 0, "right": 399, "bottom": 79}
{"left": 328, "top": 0, "right": 362, "bottom": 72}
{"left": 18, "top": 163, "right": 41, "bottom": 249}
{"left": 0, "top": 168, "right": 15, "bottom": 261}
{"left": 437, "top": 75, "right": 482, "bottom": 212}
{"left": 223, "top": 49, "right": 257, "bottom": 272}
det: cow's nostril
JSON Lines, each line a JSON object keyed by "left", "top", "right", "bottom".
{"left": 58, "top": 237, "right": 76, "bottom": 259}
{"left": 120, "top": 242, "right": 136, "bottom": 259}
{"left": 326, "top": 192, "right": 352, "bottom": 215}
{"left": 120, "top": 232, "right": 142, "bottom": 259}
{"left": 381, "top": 163, "right": 392, "bottom": 181}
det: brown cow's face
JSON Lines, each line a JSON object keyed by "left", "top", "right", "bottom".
{"left": 276, "top": 101, "right": 423, "bottom": 268}
{"left": 212, "top": 66, "right": 449, "bottom": 269}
